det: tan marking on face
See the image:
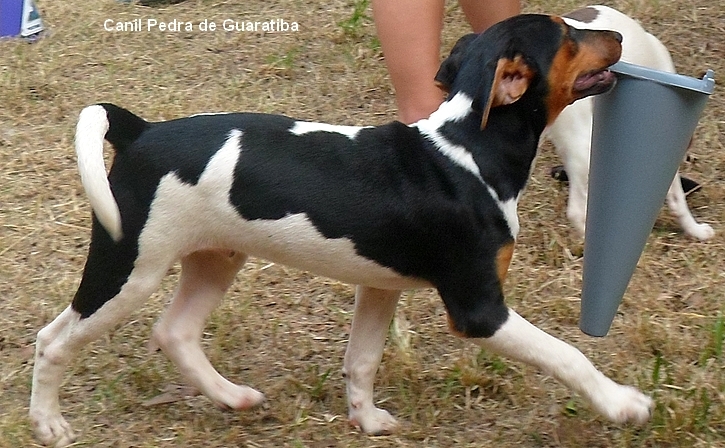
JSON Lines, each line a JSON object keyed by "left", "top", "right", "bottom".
{"left": 546, "top": 37, "right": 581, "bottom": 122}
{"left": 545, "top": 17, "right": 622, "bottom": 124}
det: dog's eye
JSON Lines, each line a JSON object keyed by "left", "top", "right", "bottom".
{"left": 561, "top": 26, "right": 580, "bottom": 53}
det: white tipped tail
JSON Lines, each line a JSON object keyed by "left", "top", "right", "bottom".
{"left": 76, "top": 105, "right": 123, "bottom": 242}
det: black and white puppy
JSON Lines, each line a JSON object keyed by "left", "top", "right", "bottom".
{"left": 30, "top": 14, "right": 651, "bottom": 447}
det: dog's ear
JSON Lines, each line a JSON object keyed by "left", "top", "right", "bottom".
{"left": 476, "top": 55, "right": 535, "bottom": 129}
{"left": 434, "top": 33, "right": 479, "bottom": 92}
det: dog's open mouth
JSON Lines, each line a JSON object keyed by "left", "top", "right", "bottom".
{"left": 573, "top": 68, "right": 617, "bottom": 98}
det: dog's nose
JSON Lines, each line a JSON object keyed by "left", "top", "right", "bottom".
{"left": 611, "top": 30, "right": 623, "bottom": 43}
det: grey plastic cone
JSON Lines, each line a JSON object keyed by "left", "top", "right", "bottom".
{"left": 580, "top": 61, "right": 714, "bottom": 337}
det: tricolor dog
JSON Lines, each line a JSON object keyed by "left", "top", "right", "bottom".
{"left": 30, "top": 14, "right": 653, "bottom": 447}
{"left": 547, "top": 5, "right": 715, "bottom": 241}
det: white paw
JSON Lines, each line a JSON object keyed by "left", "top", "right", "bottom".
{"left": 593, "top": 384, "right": 653, "bottom": 425}
{"left": 30, "top": 412, "right": 76, "bottom": 447}
{"left": 572, "top": 220, "right": 587, "bottom": 240}
{"left": 213, "top": 385, "right": 265, "bottom": 411}
{"left": 685, "top": 222, "right": 715, "bottom": 241}
{"left": 349, "top": 405, "right": 400, "bottom": 435}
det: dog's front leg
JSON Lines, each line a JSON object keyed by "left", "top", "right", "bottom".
{"left": 343, "top": 286, "right": 401, "bottom": 435}
{"left": 476, "top": 308, "right": 653, "bottom": 424}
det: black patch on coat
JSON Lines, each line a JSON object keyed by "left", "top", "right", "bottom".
{"left": 564, "top": 7, "right": 600, "bottom": 24}
{"left": 227, "top": 117, "right": 514, "bottom": 337}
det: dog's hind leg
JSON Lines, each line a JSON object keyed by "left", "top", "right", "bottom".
{"left": 30, "top": 235, "right": 174, "bottom": 447}
{"left": 149, "top": 249, "right": 264, "bottom": 410}
{"left": 476, "top": 308, "right": 653, "bottom": 424}
{"left": 343, "top": 286, "right": 401, "bottom": 435}
{"left": 665, "top": 172, "right": 714, "bottom": 240}
{"left": 29, "top": 307, "right": 81, "bottom": 447}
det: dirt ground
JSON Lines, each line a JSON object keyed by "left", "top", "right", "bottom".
{"left": 1, "top": 0, "right": 723, "bottom": 446}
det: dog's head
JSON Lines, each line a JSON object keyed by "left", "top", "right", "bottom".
{"left": 435, "top": 14, "right": 622, "bottom": 129}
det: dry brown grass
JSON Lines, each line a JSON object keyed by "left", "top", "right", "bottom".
{"left": 1, "top": 0, "right": 724, "bottom": 446}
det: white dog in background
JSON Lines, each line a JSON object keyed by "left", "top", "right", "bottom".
{"left": 547, "top": 5, "right": 715, "bottom": 241}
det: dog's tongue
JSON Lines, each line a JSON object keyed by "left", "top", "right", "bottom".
{"left": 572, "top": 69, "right": 618, "bottom": 99}
{"left": 574, "top": 69, "right": 616, "bottom": 92}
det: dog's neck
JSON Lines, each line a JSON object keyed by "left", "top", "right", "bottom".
{"left": 412, "top": 93, "right": 484, "bottom": 179}
{"left": 412, "top": 92, "right": 546, "bottom": 201}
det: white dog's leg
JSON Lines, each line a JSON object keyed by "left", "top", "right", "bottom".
{"left": 565, "top": 168, "right": 590, "bottom": 238}
{"left": 343, "top": 286, "right": 401, "bottom": 434}
{"left": 548, "top": 101, "right": 593, "bottom": 238}
{"left": 666, "top": 173, "right": 714, "bottom": 240}
{"left": 149, "top": 249, "right": 264, "bottom": 410}
{"left": 31, "top": 261, "right": 170, "bottom": 447}
{"left": 477, "top": 309, "right": 653, "bottom": 424}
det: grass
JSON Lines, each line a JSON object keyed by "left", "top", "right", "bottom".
{"left": 338, "top": 0, "right": 371, "bottom": 37}
{"left": 1, "top": 0, "right": 724, "bottom": 446}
